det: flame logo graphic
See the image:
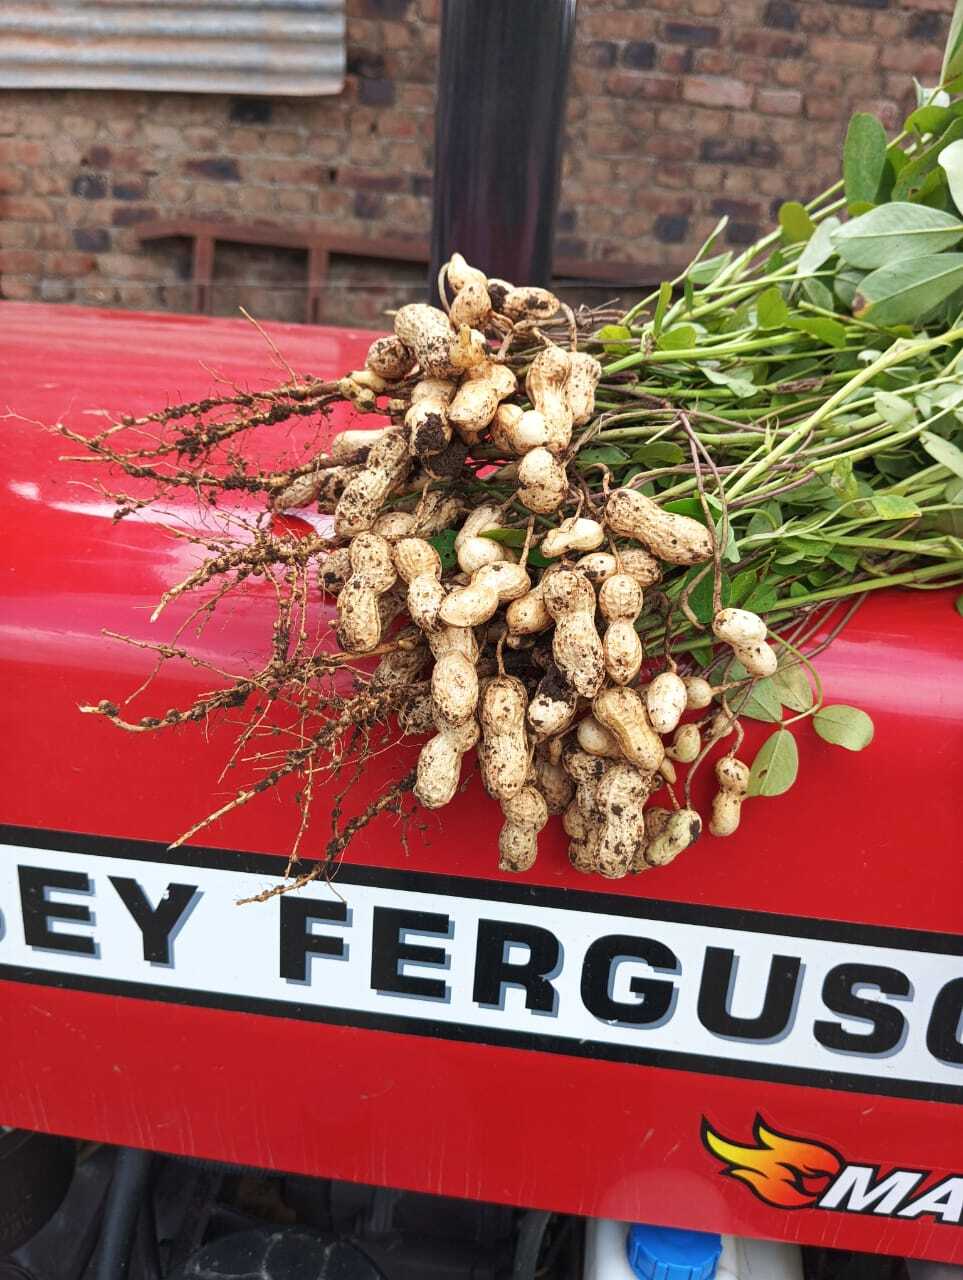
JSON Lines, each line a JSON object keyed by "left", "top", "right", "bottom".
{"left": 702, "top": 1115, "right": 843, "bottom": 1209}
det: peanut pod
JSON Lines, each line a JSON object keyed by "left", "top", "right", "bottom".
{"left": 709, "top": 755, "right": 750, "bottom": 837}
{"left": 595, "top": 764, "right": 650, "bottom": 879}
{"left": 605, "top": 489, "right": 713, "bottom": 565}
{"left": 567, "top": 352, "right": 602, "bottom": 426}
{"left": 518, "top": 447, "right": 567, "bottom": 514}
{"left": 334, "top": 429, "right": 410, "bottom": 536}
{"left": 393, "top": 537, "right": 444, "bottom": 634}
{"left": 415, "top": 719, "right": 480, "bottom": 810}
{"left": 498, "top": 785, "right": 549, "bottom": 873}
{"left": 645, "top": 808, "right": 702, "bottom": 867}
{"left": 542, "top": 569, "right": 605, "bottom": 698}
{"left": 393, "top": 303, "right": 459, "bottom": 378}
{"left": 336, "top": 532, "right": 397, "bottom": 653}
{"left": 439, "top": 561, "right": 531, "bottom": 628}
{"left": 406, "top": 378, "right": 457, "bottom": 459}
{"left": 365, "top": 334, "right": 414, "bottom": 381}
{"left": 645, "top": 671, "right": 688, "bottom": 735}
{"left": 478, "top": 675, "right": 529, "bottom": 801}
{"left": 448, "top": 360, "right": 517, "bottom": 444}
{"left": 593, "top": 686, "right": 665, "bottom": 773}
{"left": 501, "top": 285, "right": 561, "bottom": 322}
{"left": 490, "top": 403, "right": 550, "bottom": 456}
{"left": 525, "top": 346, "right": 573, "bottom": 453}
{"left": 541, "top": 517, "right": 605, "bottom": 559}
{"left": 598, "top": 572, "right": 643, "bottom": 687}
{"left": 429, "top": 625, "right": 479, "bottom": 728}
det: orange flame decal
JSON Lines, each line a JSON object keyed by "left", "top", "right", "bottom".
{"left": 702, "top": 1115, "right": 842, "bottom": 1209}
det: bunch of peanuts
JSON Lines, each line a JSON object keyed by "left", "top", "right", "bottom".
{"left": 280, "top": 254, "right": 779, "bottom": 878}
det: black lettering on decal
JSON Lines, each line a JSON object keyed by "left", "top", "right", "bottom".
{"left": 814, "top": 964, "right": 911, "bottom": 1057}
{"left": 697, "top": 947, "right": 801, "bottom": 1042}
{"left": 109, "top": 878, "right": 199, "bottom": 965}
{"left": 280, "top": 897, "right": 348, "bottom": 982}
{"left": 927, "top": 977, "right": 963, "bottom": 1066}
{"left": 580, "top": 934, "right": 678, "bottom": 1025}
{"left": 371, "top": 907, "right": 450, "bottom": 1000}
{"left": 18, "top": 865, "right": 96, "bottom": 956}
{"left": 473, "top": 919, "right": 560, "bottom": 1014}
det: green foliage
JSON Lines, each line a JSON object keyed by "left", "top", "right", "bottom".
{"left": 813, "top": 706, "right": 875, "bottom": 750}
{"left": 748, "top": 729, "right": 799, "bottom": 796}
{"left": 843, "top": 113, "right": 889, "bottom": 210}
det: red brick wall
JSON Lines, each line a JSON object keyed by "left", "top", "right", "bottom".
{"left": 0, "top": 0, "right": 953, "bottom": 327}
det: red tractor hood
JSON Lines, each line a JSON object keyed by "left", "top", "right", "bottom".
{"left": 1, "top": 301, "right": 962, "bottom": 1263}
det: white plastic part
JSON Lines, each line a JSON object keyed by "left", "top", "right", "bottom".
{"left": 583, "top": 1219, "right": 803, "bottom": 1280}
{"left": 716, "top": 1233, "right": 804, "bottom": 1280}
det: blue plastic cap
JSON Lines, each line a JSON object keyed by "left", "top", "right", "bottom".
{"left": 626, "top": 1223, "right": 722, "bottom": 1280}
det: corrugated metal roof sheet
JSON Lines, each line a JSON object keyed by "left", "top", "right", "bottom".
{"left": 0, "top": 1, "right": 345, "bottom": 96}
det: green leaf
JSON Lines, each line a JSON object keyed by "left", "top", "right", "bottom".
{"left": 771, "top": 664, "right": 814, "bottom": 713}
{"left": 866, "top": 493, "right": 922, "bottom": 519}
{"left": 428, "top": 529, "right": 458, "bottom": 572}
{"left": 813, "top": 705, "right": 875, "bottom": 751}
{"left": 778, "top": 201, "right": 816, "bottom": 244}
{"left": 788, "top": 315, "right": 848, "bottom": 348}
{"left": 940, "top": 138, "right": 963, "bottom": 216}
{"left": 873, "top": 389, "right": 917, "bottom": 426}
{"left": 921, "top": 429, "right": 963, "bottom": 478}
{"left": 687, "top": 251, "right": 732, "bottom": 286}
{"left": 829, "top": 457, "right": 859, "bottom": 502}
{"left": 596, "top": 324, "right": 634, "bottom": 357}
{"left": 777, "top": 536, "right": 831, "bottom": 565}
{"left": 653, "top": 281, "right": 672, "bottom": 335}
{"left": 729, "top": 569, "right": 758, "bottom": 605}
{"left": 576, "top": 445, "right": 630, "bottom": 466}
{"left": 659, "top": 324, "right": 698, "bottom": 351}
{"left": 942, "top": 0, "right": 963, "bottom": 85}
{"left": 905, "top": 104, "right": 952, "bottom": 138}
{"left": 854, "top": 253, "right": 963, "bottom": 326}
{"left": 745, "top": 501, "right": 783, "bottom": 540}
{"left": 678, "top": 566, "right": 731, "bottom": 625}
{"left": 956, "top": 592, "right": 963, "bottom": 616}
{"left": 833, "top": 202, "right": 963, "bottom": 269}
{"left": 828, "top": 548, "right": 859, "bottom": 571}
{"left": 664, "top": 498, "right": 705, "bottom": 519}
{"left": 629, "top": 442, "right": 686, "bottom": 466}
{"left": 688, "top": 641, "right": 714, "bottom": 668}
{"left": 796, "top": 217, "right": 841, "bottom": 278}
{"left": 742, "top": 580, "right": 778, "bottom": 613}
{"left": 736, "top": 676, "right": 784, "bottom": 723}
{"left": 843, "top": 113, "right": 888, "bottom": 210}
{"left": 834, "top": 267, "right": 865, "bottom": 309}
{"left": 478, "top": 527, "right": 525, "bottom": 546}
{"left": 802, "top": 277, "right": 835, "bottom": 311}
{"left": 701, "top": 365, "right": 757, "bottom": 398}
{"left": 479, "top": 529, "right": 555, "bottom": 569}
{"left": 893, "top": 118, "right": 963, "bottom": 201}
{"left": 720, "top": 302, "right": 752, "bottom": 335}
{"left": 757, "top": 286, "right": 790, "bottom": 329}
{"left": 747, "top": 729, "right": 800, "bottom": 797}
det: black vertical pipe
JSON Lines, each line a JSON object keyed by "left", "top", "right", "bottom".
{"left": 429, "top": 0, "right": 577, "bottom": 299}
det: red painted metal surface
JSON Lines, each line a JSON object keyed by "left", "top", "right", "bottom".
{"left": 1, "top": 302, "right": 962, "bottom": 1262}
